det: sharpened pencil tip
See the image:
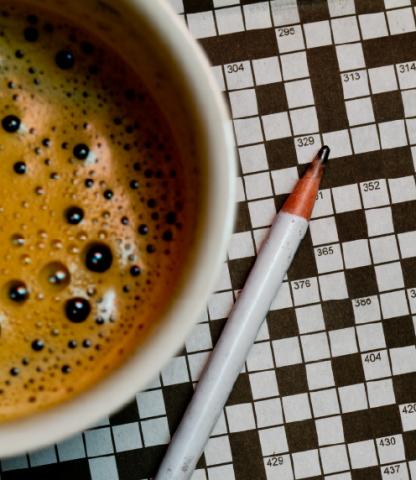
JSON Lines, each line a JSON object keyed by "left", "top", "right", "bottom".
{"left": 318, "top": 145, "right": 330, "bottom": 163}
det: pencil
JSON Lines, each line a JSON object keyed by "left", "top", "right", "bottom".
{"left": 155, "top": 145, "right": 330, "bottom": 480}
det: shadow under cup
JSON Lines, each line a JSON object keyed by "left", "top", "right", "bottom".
{"left": 1, "top": 0, "right": 235, "bottom": 456}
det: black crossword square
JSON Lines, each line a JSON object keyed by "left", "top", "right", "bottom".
{"left": 345, "top": 266, "right": 378, "bottom": 298}
{"left": 265, "top": 138, "right": 297, "bottom": 170}
{"left": 116, "top": 446, "right": 166, "bottom": 480}
{"left": 229, "top": 431, "right": 265, "bottom": 480}
{"left": 110, "top": 398, "right": 139, "bottom": 426}
{"left": 286, "top": 419, "right": 318, "bottom": 452}
{"left": 322, "top": 299, "right": 354, "bottom": 330}
{"left": 393, "top": 372, "right": 416, "bottom": 403}
{"left": 276, "top": 364, "right": 308, "bottom": 396}
{"left": 370, "top": 405, "right": 402, "bottom": 438}
{"left": 336, "top": 210, "right": 367, "bottom": 242}
{"left": 401, "top": 258, "right": 416, "bottom": 287}
{"left": 383, "top": 316, "right": 415, "bottom": 348}
{"left": 227, "top": 373, "right": 253, "bottom": 405}
{"left": 342, "top": 410, "right": 373, "bottom": 443}
{"left": 234, "top": 202, "right": 252, "bottom": 233}
{"left": 355, "top": 0, "right": 384, "bottom": 13}
{"left": 183, "top": 0, "right": 213, "bottom": 13}
{"left": 351, "top": 467, "right": 382, "bottom": 480}
{"left": 256, "top": 83, "right": 288, "bottom": 116}
{"left": 229, "top": 256, "right": 256, "bottom": 290}
{"left": 404, "top": 431, "right": 416, "bottom": 460}
{"left": 332, "top": 354, "right": 365, "bottom": 386}
{"left": 209, "top": 318, "right": 226, "bottom": 343}
{"left": 298, "top": 0, "right": 330, "bottom": 23}
{"left": 373, "top": 91, "right": 405, "bottom": 123}
{"left": 163, "top": 383, "right": 194, "bottom": 433}
{"left": 267, "top": 308, "right": 299, "bottom": 339}
{"left": 382, "top": 147, "right": 415, "bottom": 179}
{"left": 287, "top": 231, "right": 318, "bottom": 280}
{"left": 393, "top": 201, "right": 416, "bottom": 233}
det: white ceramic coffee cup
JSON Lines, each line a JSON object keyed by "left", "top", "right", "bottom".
{"left": 1, "top": 0, "right": 235, "bottom": 456}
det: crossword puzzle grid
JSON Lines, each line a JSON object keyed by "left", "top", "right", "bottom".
{"left": 4, "top": 0, "right": 416, "bottom": 479}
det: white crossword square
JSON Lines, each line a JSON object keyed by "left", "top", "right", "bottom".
{"left": 290, "top": 107, "right": 319, "bottom": 135}
{"left": 396, "top": 61, "right": 416, "bottom": 90}
{"left": 243, "top": 2, "right": 272, "bottom": 30}
{"left": 322, "top": 129, "right": 352, "bottom": 158}
{"left": 351, "top": 124, "right": 380, "bottom": 154}
{"left": 310, "top": 388, "right": 340, "bottom": 417}
{"left": 252, "top": 57, "right": 282, "bottom": 85}
{"left": 226, "top": 403, "right": 256, "bottom": 432}
{"left": 365, "top": 206, "right": 394, "bottom": 237}
{"left": 353, "top": 295, "right": 381, "bottom": 323}
{"left": 331, "top": 16, "right": 360, "bottom": 44}
{"left": 292, "top": 450, "right": 321, "bottom": 479}
{"left": 291, "top": 277, "right": 320, "bottom": 306}
{"left": 270, "top": 0, "right": 300, "bottom": 26}
{"left": 211, "top": 65, "right": 225, "bottom": 92}
{"left": 399, "top": 231, "right": 416, "bottom": 258}
{"left": 161, "top": 356, "right": 189, "bottom": 385}
{"left": 375, "top": 261, "right": 404, "bottom": 292}
{"left": 357, "top": 323, "right": 386, "bottom": 351}
{"left": 359, "top": 12, "right": 389, "bottom": 40}
{"left": 208, "top": 291, "right": 234, "bottom": 320}
{"left": 282, "top": 393, "right": 311, "bottom": 422}
{"left": 207, "top": 464, "right": 235, "bottom": 480}
{"left": 244, "top": 172, "right": 273, "bottom": 200}
{"left": 406, "top": 118, "right": 416, "bottom": 145}
{"left": 310, "top": 216, "right": 338, "bottom": 245}
{"left": 346, "top": 97, "right": 375, "bottom": 126}
{"left": 234, "top": 117, "right": 263, "bottom": 146}
{"left": 136, "top": 390, "right": 165, "bottom": 418}
{"left": 409, "top": 288, "right": 416, "bottom": 313}
{"left": 228, "top": 231, "right": 255, "bottom": 260}
{"left": 301, "top": 332, "right": 330, "bottom": 362}
{"left": 248, "top": 198, "right": 276, "bottom": 228}
{"left": 246, "top": 341, "right": 274, "bottom": 371}
{"left": 328, "top": 0, "right": 355, "bottom": 16}
{"left": 402, "top": 89, "right": 416, "bottom": 117}
{"left": 314, "top": 243, "right": 344, "bottom": 274}
{"left": 306, "top": 360, "right": 335, "bottom": 390}
{"left": 316, "top": 416, "right": 345, "bottom": 446}
{"left": 281, "top": 51, "right": 309, "bottom": 81}
{"left": 390, "top": 346, "right": 416, "bottom": 375}
{"left": 271, "top": 167, "right": 299, "bottom": 195}
{"left": 319, "top": 445, "right": 350, "bottom": 475}
{"left": 215, "top": 7, "right": 244, "bottom": 35}
{"left": 379, "top": 120, "right": 408, "bottom": 149}
{"left": 370, "top": 235, "right": 400, "bottom": 264}
{"left": 224, "top": 61, "right": 253, "bottom": 90}
{"left": 187, "top": 11, "right": 217, "bottom": 39}
{"left": 275, "top": 25, "right": 305, "bottom": 53}
{"left": 329, "top": 327, "right": 358, "bottom": 356}
{"left": 341, "top": 69, "right": 370, "bottom": 99}
{"left": 229, "top": 89, "right": 258, "bottom": 119}
{"left": 273, "top": 337, "right": 302, "bottom": 367}
{"left": 255, "top": 398, "right": 283, "bottom": 428}
{"left": 319, "top": 272, "right": 348, "bottom": 301}
{"left": 294, "top": 134, "right": 322, "bottom": 164}
{"left": 204, "top": 436, "right": 232, "bottom": 467}
{"left": 342, "top": 239, "right": 372, "bottom": 269}
{"left": 387, "top": 7, "right": 416, "bottom": 35}
{"left": 359, "top": 179, "right": 389, "bottom": 208}
{"left": 270, "top": 281, "right": 293, "bottom": 310}
{"left": 236, "top": 176, "right": 245, "bottom": 202}
{"left": 239, "top": 144, "right": 268, "bottom": 174}
{"left": 380, "top": 290, "right": 409, "bottom": 319}
{"left": 339, "top": 383, "right": 368, "bottom": 413}
{"left": 249, "top": 370, "right": 279, "bottom": 400}
{"left": 262, "top": 112, "right": 292, "bottom": 140}
{"left": 336, "top": 43, "right": 365, "bottom": 72}
{"left": 384, "top": 0, "right": 411, "bottom": 7}
{"left": 389, "top": 176, "right": 416, "bottom": 203}
{"left": 332, "top": 184, "right": 362, "bottom": 213}
{"left": 311, "top": 188, "right": 333, "bottom": 218}
{"left": 284, "top": 79, "right": 314, "bottom": 108}
{"left": 369, "top": 65, "right": 398, "bottom": 94}
{"left": 187, "top": 352, "right": 209, "bottom": 382}
{"left": 367, "top": 378, "right": 396, "bottom": 408}
{"left": 295, "top": 304, "right": 325, "bottom": 334}
{"left": 348, "top": 440, "right": 378, "bottom": 469}
{"left": 259, "top": 426, "right": 288, "bottom": 456}
{"left": 376, "top": 434, "right": 405, "bottom": 464}
{"left": 264, "top": 454, "right": 293, "bottom": 480}
{"left": 186, "top": 323, "right": 212, "bottom": 353}
{"left": 400, "top": 402, "right": 416, "bottom": 432}
{"left": 303, "top": 20, "right": 332, "bottom": 48}
{"left": 361, "top": 350, "right": 392, "bottom": 380}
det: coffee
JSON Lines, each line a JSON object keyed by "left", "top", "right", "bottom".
{"left": 0, "top": 3, "right": 195, "bottom": 420}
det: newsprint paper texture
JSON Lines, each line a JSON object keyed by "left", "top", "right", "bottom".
{"left": 4, "top": 1, "right": 416, "bottom": 479}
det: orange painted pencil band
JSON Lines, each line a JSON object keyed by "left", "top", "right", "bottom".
{"left": 281, "top": 146, "right": 330, "bottom": 221}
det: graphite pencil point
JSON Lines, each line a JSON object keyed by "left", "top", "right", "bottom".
{"left": 318, "top": 145, "right": 330, "bottom": 163}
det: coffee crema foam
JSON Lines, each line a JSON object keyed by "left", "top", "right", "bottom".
{"left": 0, "top": 4, "right": 194, "bottom": 420}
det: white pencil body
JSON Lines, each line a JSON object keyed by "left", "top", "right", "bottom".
{"left": 155, "top": 211, "right": 308, "bottom": 480}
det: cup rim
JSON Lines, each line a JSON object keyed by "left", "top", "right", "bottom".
{"left": 0, "top": 0, "right": 236, "bottom": 456}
